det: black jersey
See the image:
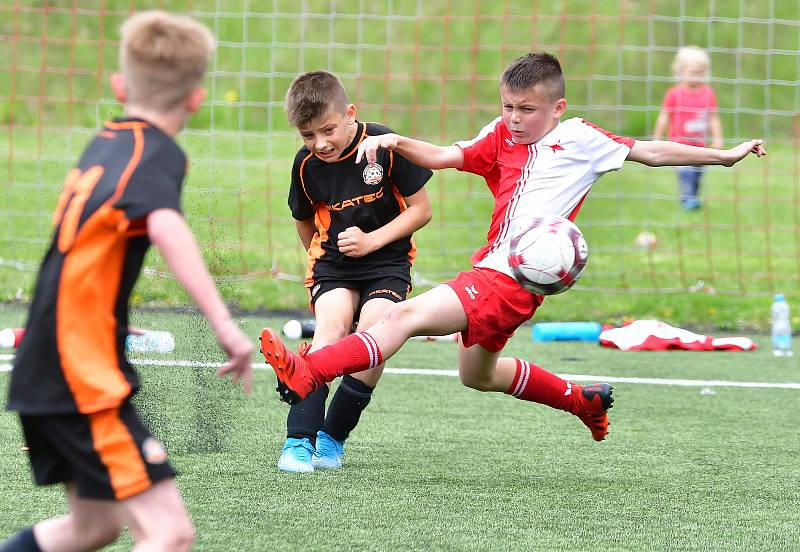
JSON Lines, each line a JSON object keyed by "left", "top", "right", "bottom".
{"left": 288, "top": 122, "right": 433, "bottom": 287}
{"left": 8, "top": 118, "right": 185, "bottom": 415}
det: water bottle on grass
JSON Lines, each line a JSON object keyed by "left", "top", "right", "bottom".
{"left": 126, "top": 330, "right": 175, "bottom": 353}
{"left": 770, "top": 294, "right": 792, "bottom": 357}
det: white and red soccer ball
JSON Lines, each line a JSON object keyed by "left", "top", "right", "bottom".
{"left": 508, "top": 215, "right": 588, "bottom": 295}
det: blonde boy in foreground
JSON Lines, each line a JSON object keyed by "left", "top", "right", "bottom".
{"left": 260, "top": 52, "right": 764, "bottom": 448}
{"left": 1, "top": 12, "right": 253, "bottom": 552}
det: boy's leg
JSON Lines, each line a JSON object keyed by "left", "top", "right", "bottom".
{"left": 280, "top": 287, "right": 357, "bottom": 472}
{"left": 261, "top": 284, "right": 467, "bottom": 402}
{"left": 457, "top": 344, "right": 613, "bottom": 441}
{"left": 314, "top": 296, "right": 394, "bottom": 469}
{"left": 26, "top": 484, "right": 123, "bottom": 552}
{"left": 118, "top": 479, "right": 194, "bottom": 552}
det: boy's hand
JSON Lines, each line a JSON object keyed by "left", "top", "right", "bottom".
{"left": 721, "top": 139, "right": 766, "bottom": 166}
{"left": 355, "top": 133, "right": 399, "bottom": 164}
{"left": 215, "top": 320, "right": 254, "bottom": 393}
{"left": 338, "top": 226, "right": 376, "bottom": 257}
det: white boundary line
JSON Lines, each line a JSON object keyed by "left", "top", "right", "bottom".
{"left": 1, "top": 356, "right": 799, "bottom": 390}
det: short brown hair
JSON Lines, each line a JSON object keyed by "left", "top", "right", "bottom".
{"left": 501, "top": 52, "right": 565, "bottom": 101}
{"left": 119, "top": 11, "right": 215, "bottom": 111}
{"left": 285, "top": 71, "right": 350, "bottom": 128}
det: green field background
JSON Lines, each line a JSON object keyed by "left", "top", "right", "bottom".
{"left": 1, "top": 1, "right": 799, "bottom": 328}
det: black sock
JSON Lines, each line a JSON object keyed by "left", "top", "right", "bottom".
{"left": 0, "top": 527, "right": 42, "bottom": 552}
{"left": 286, "top": 384, "right": 329, "bottom": 446}
{"left": 322, "top": 375, "right": 374, "bottom": 442}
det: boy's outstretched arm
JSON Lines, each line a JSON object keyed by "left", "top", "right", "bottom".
{"left": 627, "top": 139, "right": 765, "bottom": 167}
{"left": 355, "top": 133, "right": 464, "bottom": 170}
{"left": 147, "top": 208, "right": 254, "bottom": 392}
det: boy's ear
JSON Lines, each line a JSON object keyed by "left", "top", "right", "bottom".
{"left": 346, "top": 103, "right": 356, "bottom": 124}
{"left": 554, "top": 98, "right": 567, "bottom": 118}
{"left": 110, "top": 73, "right": 127, "bottom": 103}
{"left": 186, "top": 87, "right": 207, "bottom": 114}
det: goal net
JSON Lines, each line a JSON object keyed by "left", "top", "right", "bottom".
{"left": 1, "top": 0, "right": 797, "bottom": 310}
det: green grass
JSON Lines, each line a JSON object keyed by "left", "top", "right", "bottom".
{"left": 1, "top": 305, "right": 799, "bottom": 551}
{"left": 2, "top": 1, "right": 799, "bottom": 326}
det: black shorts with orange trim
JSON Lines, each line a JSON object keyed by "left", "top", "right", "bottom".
{"left": 309, "top": 275, "right": 411, "bottom": 314}
{"left": 19, "top": 401, "right": 175, "bottom": 500}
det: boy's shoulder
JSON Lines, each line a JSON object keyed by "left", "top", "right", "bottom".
{"left": 363, "top": 121, "right": 395, "bottom": 136}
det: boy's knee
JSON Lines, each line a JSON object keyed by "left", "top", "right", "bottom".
{"left": 459, "top": 371, "right": 492, "bottom": 391}
{"left": 73, "top": 517, "right": 123, "bottom": 549}
{"left": 383, "top": 300, "right": 415, "bottom": 323}
{"left": 152, "top": 520, "right": 194, "bottom": 551}
{"left": 314, "top": 319, "right": 351, "bottom": 340}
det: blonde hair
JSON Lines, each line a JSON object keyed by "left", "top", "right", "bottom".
{"left": 671, "top": 46, "right": 711, "bottom": 83}
{"left": 119, "top": 11, "right": 215, "bottom": 111}
{"left": 285, "top": 71, "right": 350, "bottom": 128}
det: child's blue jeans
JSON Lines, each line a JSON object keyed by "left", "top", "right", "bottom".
{"left": 676, "top": 165, "right": 704, "bottom": 208}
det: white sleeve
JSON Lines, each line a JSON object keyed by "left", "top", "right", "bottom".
{"left": 580, "top": 120, "right": 635, "bottom": 175}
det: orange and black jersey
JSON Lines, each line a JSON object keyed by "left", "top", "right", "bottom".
{"left": 8, "top": 118, "right": 185, "bottom": 415}
{"left": 289, "top": 121, "right": 433, "bottom": 286}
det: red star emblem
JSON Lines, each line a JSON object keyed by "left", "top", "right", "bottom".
{"left": 546, "top": 143, "right": 564, "bottom": 152}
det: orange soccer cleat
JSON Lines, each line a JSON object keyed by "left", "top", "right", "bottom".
{"left": 259, "top": 327, "right": 318, "bottom": 405}
{"left": 573, "top": 383, "right": 614, "bottom": 441}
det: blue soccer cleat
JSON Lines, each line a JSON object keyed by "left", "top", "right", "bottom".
{"left": 311, "top": 431, "right": 345, "bottom": 470}
{"left": 277, "top": 437, "right": 314, "bottom": 473}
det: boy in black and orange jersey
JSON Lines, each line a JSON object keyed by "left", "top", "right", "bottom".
{"left": 272, "top": 71, "right": 432, "bottom": 472}
{"left": 1, "top": 12, "right": 253, "bottom": 552}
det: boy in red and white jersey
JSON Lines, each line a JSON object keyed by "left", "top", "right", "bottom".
{"left": 259, "top": 52, "right": 765, "bottom": 444}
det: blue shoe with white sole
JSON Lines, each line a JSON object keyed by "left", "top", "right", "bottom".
{"left": 277, "top": 437, "right": 314, "bottom": 473}
{"left": 311, "top": 431, "right": 344, "bottom": 470}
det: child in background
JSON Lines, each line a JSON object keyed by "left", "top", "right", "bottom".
{"left": 653, "top": 46, "right": 723, "bottom": 210}
{"left": 260, "top": 52, "right": 764, "bottom": 449}
{"left": 275, "top": 71, "right": 432, "bottom": 473}
{"left": 1, "top": 12, "right": 253, "bottom": 552}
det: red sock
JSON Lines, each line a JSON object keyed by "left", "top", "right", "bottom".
{"left": 506, "top": 358, "right": 578, "bottom": 413}
{"left": 307, "top": 332, "right": 383, "bottom": 382}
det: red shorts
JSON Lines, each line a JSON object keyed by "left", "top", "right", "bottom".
{"left": 446, "top": 267, "right": 542, "bottom": 353}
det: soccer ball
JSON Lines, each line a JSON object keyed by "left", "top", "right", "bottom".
{"left": 508, "top": 215, "right": 588, "bottom": 295}
{"left": 634, "top": 231, "right": 657, "bottom": 251}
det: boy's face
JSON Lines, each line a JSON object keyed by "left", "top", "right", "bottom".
{"left": 500, "top": 83, "right": 566, "bottom": 145}
{"left": 297, "top": 104, "right": 358, "bottom": 162}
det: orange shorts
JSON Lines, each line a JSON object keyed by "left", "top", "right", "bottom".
{"left": 445, "top": 267, "right": 542, "bottom": 353}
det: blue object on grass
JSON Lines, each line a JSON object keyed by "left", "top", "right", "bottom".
{"left": 532, "top": 322, "right": 602, "bottom": 342}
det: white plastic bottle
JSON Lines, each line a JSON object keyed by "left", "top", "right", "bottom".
{"left": 770, "top": 294, "right": 793, "bottom": 357}
{"left": 125, "top": 330, "right": 175, "bottom": 353}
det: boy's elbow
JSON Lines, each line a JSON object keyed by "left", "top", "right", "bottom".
{"left": 423, "top": 210, "right": 433, "bottom": 226}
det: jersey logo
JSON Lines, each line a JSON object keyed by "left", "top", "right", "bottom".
{"left": 545, "top": 142, "right": 564, "bottom": 152}
{"left": 363, "top": 162, "right": 384, "bottom": 185}
{"left": 327, "top": 187, "right": 384, "bottom": 211}
{"left": 141, "top": 437, "right": 169, "bottom": 464}
{"left": 464, "top": 285, "right": 479, "bottom": 300}
{"left": 504, "top": 138, "right": 515, "bottom": 147}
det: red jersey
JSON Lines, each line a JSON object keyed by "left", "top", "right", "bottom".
{"left": 455, "top": 117, "right": 634, "bottom": 279}
{"left": 661, "top": 84, "right": 718, "bottom": 146}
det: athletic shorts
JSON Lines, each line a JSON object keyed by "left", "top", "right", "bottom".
{"left": 446, "top": 267, "right": 542, "bottom": 353}
{"left": 19, "top": 401, "right": 175, "bottom": 500}
{"left": 309, "top": 275, "right": 411, "bottom": 314}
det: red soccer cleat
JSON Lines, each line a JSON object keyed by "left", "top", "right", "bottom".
{"left": 259, "top": 327, "right": 318, "bottom": 405}
{"left": 573, "top": 383, "right": 614, "bottom": 441}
